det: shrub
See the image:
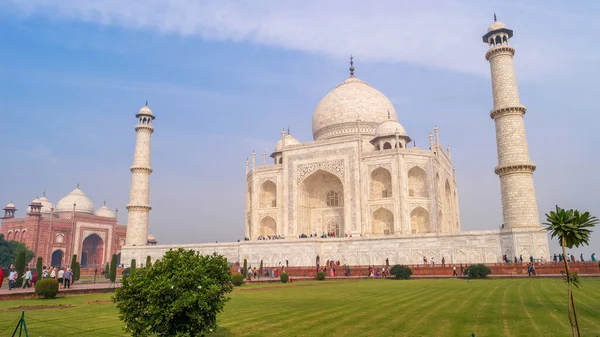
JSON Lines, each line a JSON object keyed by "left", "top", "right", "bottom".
{"left": 15, "top": 251, "right": 26, "bottom": 287}
{"left": 71, "top": 254, "right": 77, "bottom": 268}
{"left": 72, "top": 262, "right": 80, "bottom": 282}
{"left": 316, "top": 271, "right": 325, "bottom": 280}
{"left": 109, "top": 254, "right": 117, "bottom": 283}
{"left": 146, "top": 256, "right": 152, "bottom": 268}
{"left": 114, "top": 248, "right": 232, "bottom": 337}
{"left": 232, "top": 272, "right": 244, "bottom": 286}
{"left": 36, "top": 257, "right": 43, "bottom": 279}
{"left": 389, "top": 265, "right": 412, "bottom": 280}
{"left": 35, "top": 278, "right": 59, "bottom": 299}
{"left": 122, "top": 267, "right": 131, "bottom": 277}
{"left": 242, "top": 259, "right": 248, "bottom": 278}
{"left": 280, "top": 273, "right": 289, "bottom": 283}
{"left": 131, "top": 259, "right": 137, "bottom": 274}
{"left": 464, "top": 264, "right": 492, "bottom": 279}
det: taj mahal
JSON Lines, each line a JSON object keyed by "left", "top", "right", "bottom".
{"left": 3, "top": 19, "right": 550, "bottom": 268}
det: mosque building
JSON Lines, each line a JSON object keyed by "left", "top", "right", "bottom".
{"left": 1, "top": 187, "right": 128, "bottom": 267}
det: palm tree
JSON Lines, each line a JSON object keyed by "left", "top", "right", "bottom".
{"left": 544, "top": 206, "right": 598, "bottom": 337}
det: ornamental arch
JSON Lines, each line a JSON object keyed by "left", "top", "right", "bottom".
{"left": 259, "top": 216, "right": 277, "bottom": 237}
{"left": 298, "top": 169, "right": 344, "bottom": 236}
{"left": 410, "top": 207, "right": 430, "bottom": 234}
{"left": 408, "top": 166, "right": 429, "bottom": 198}
{"left": 372, "top": 207, "right": 394, "bottom": 235}
{"left": 259, "top": 180, "right": 277, "bottom": 208}
{"left": 370, "top": 167, "right": 392, "bottom": 199}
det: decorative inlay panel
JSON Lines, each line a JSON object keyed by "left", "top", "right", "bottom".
{"left": 296, "top": 159, "right": 345, "bottom": 184}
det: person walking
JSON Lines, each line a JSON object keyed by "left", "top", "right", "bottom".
{"left": 452, "top": 265, "right": 457, "bottom": 277}
{"left": 0, "top": 266, "right": 4, "bottom": 288}
{"left": 441, "top": 257, "right": 446, "bottom": 267}
{"left": 31, "top": 270, "right": 37, "bottom": 287}
{"left": 592, "top": 253, "right": 596, "bottom": 262}
{"left": 22, "top": 268, "right": 32, "bottom": 288}
{"left": 58, "top": 268, "right": 65, "bottom": 289}
{"left": 580, "top": 253, "right": 584, "bottom": 262}
{"left": 8, "top": 268, "right": 18, "bottom": 290}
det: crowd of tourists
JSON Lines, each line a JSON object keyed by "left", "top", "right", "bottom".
{"left": 552, "top": 253, "right": 596, "bottom": 263}
{"left": 237, "top": 265, "right": 287, "bottom": 279}
{"left": 256, "top": 235, "right": 284, "bottom": 240}
{"left": 0, "top": 265, "right": 74, "bottom": 290}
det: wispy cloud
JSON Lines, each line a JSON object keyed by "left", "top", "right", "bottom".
{"left": 3, "top": 1, "right": 593, "bottom": 78}
{"left": 21, "top": 146, "right": 60, "bottom": 165}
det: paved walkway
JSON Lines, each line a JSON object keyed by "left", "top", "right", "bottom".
{"left": 0, "top": 281, "right": 120, "bottom": 300}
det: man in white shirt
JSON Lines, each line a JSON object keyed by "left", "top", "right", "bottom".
{"left": 8, "top": 268, "right": 18, "bottom": 290}
{"left": 22, "top": 268, "right": 32, "bottom": 288}
{"left": 58, "top": 268, "right": 65, "bottom": 289}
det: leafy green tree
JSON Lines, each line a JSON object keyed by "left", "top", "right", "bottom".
{"left": 131, "top": 259, "right": 137, "bottom": 274}
{"left": 36, "top": 257, "right": 43, "bottom": 279}
{"left": 545, "top": 206, "right": 598, "bottom": 337}
{"left": 389, "top": 265, "right": 413, "bottom": 279}
{"left": 146, "top": 255, "right": 152, "bottom": 268}
{"left": 113, "top": 248, "right": 233, "bottom": 337}
{"left": 242, "top": 259, "right": 247, "bottom": 279}
{"left": 15, "top": 251, "right": 26, "bottom": 287}
{"left": 110, "top": 254, "right": 117, "bottom": 283}
{"left": 464, "top": 264, "right": 491, "bottom": 279}
{"left": 71, "top": 254, "right": 77, "bottom": 268}
{"left": 0, "top": 234, "right": 34, "bottom": 267}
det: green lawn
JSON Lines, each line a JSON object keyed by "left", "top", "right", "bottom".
{"left": 1, "top": 278, "right": 599, "bottom": 336}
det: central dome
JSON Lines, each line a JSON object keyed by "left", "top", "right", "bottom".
{"left": 312, "top": 76, "right": 398, "bottom": 141}
{"left": 56, "top": 187, "right": 95, "bottom": 214}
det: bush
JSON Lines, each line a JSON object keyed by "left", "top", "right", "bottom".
{"left": 232, "top": 272, "right": 244, "bottom": 286}
{"left": 131, "top": 259, "right": 137, "bottom": 274}
{"left": 280, "top": 273, "right": 289, "bottom": 283}
{"left": 15, "top": 251, "right": 26, "bottom": 287}
{"left": 36, "top": 257, "right": 43, "bottom": 279}
{"left": 122, "top": 267, "right": 131, "bottom": 277}
{"left": 109, "top": 254, "right": 117, "bottom": 282}
{"left": 72, "top": 262, "right": 80, "bottom": 282}
{"left": 316, "top": 271, "right": 325, "bottom": 280}
{"left": 464, "top": 264, "right": 491, "bottom": 279}
{"left": 242, "top": 259, "right": 248, "bottom": 278}
{"left": 146, "top": 256, "right": 152, "bottom": 268}
{"left": 389, "top": 265, "right": 412, "bottom": 280}
{"left": 35, "top": 278, "right": 59, "bottom": 299}
{"left": 114, "top": 248, "right": 232, "bottom": 337}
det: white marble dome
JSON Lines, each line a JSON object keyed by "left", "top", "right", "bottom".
{"left": 375, "top": 120, "right": 406, "bottom": 137}
{"left": 95, "top": 204, "right": 116, "bottom": 218}
{"left": 312, "top": 76, "right": 398, "bottom": 141}
{"left": 56, "top": 187, "right": 95, "bottom": 214}
{"left": 5, "top": 202, "right": 16, "bottom": 209}
{"left": 138, "top": 105, "right": 153, "bottom": 115}
{"left": 487, "top": 21, "right": 507, "bottom": 32}
{"left": 38, "top": 195, "right": 55, "bottom": 213}
{"left": 275, "top": 134, "right": 300, "bottom": 152}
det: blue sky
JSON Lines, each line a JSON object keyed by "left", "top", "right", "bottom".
{"left": 1, "top": 1, "right": 598, "bottom": 257}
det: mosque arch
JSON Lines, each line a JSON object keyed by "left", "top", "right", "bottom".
{"left": 408, "top": 166, "right": 429, "bottom": 198}
{"left": 259, "top": 180, "right": 277, "bottom": 208}
{"left": 55, "top": 234, "right": 65, "bottom": 243}
{"left": 51, "top": 249, "right": 64, "bottom": 267}
{"left": 81, "top": 233, "right": 104, "bottom": 267}
{"left": 298, "top": 169, "right": 344, "bottom": 236}
{"left": 370, "top": 167, "right": 392, "bottom": 199}
{"left": 21, "top": 230, "right": 27, "bottom": 241}
{"left": 6, "top": 231, "right": 12, "bottom": 240}
{"left": 383, "top": 142, "right": 392, "bottom": 150}
{"left": 495, "top": 35, "right": 502, "bottom": 45}
{"left": 259, "top": 216, "right": 277, "bottom": 237}
{"left": 410, "top": 207, "right": 430, "bottom": 234}
{"left": 14, "top": 230, "right": 21, "bottom": 241}
{"left": 372, "top": 207, "right": 394, "bottom": 235}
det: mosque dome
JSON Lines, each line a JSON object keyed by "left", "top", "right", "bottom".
{"left": 5, "top": 202, "right": 16, "bottom": 209}
{"left": 312, "top": 76, "right": 398, "bottom": 141}
{"left": 56, "top": 187, "right": 95, "bottom": 214}
{"left": 375, "top": 120, "right": 406, "bottom": 138}
{"left": 95, "top": 203, "right": 116, "bottom": 218}
{"left": 487, "top": 20, "right": 507, "bottom": 32}
{"left": 38, "top": 195, "right": 55, "bottom": 213}
{"left": 275, "top": 134, "right": 300, "bottom": 152}
{"left": 147, "top": 233, "right": 157, "bottom": 244}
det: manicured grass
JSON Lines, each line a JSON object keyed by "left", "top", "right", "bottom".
{"left": 0, "top": 278, "right": 599, "bottom": 336}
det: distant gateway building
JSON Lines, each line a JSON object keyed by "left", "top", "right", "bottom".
{"left": 125, "top": 19, "right": 551, "bottom": 266}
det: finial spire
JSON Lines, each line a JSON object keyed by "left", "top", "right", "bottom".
{"left": 287, "top": 127, "right": 290, "bottom": 135}
{"left": 349, "top": 55, "right": 355, "bottom": 77}
{"left": 43, "top": 190, "right": 46, "bottom": 197}
{"left": 494, "top": 13, "right": 497, "bottom": 22}
{"left": 145, "top": 100, "right": 148, "bottom": 107}
{"left": 104, "top": 200, "right": 107, "bottom": 206}
{"left": 76, "top": 182, "right": 80, "bottom": 188}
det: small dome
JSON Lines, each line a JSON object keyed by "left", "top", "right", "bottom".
{"left": 5, "top": 202, "right": 16, "bottom": 209}
{"left": 95, "top": 204, "right": 116, "bottom": 218}
{"left": 375, "top": 120, "right": 407, "bottom": 138}
{"left": 487, "top": 21, "right": 507, "bottom": 32}
{"left": 138, "top": 105, "right": 153, "bottom": 115}
{"left": 38, "top": 196, "right": 55, "bottom": 213}
{"left": 147, "top": 233, "right": 157, "bottom": 243}
{"left": 275, "top": 134, "right": 300, "bottom": 152}
{"left": 312, "top": 76, "right": 398, "bottom": 141}
{"left": 56, "top": 187, "right": 95, "bottom": 214}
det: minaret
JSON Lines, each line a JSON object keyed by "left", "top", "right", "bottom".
{"left": 483, "top": 17, "right": 539, "bottom": 228}
{"left": 126, "top": 103, "right": 155, "bottom": 246}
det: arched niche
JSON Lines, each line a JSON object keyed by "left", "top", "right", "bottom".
{"left": 370, "top": 167, "right": 392, "bottom": 199}
{"left": 410, "top": 207, "right": 430, "bottom": 234}
{"left": 372, "top": 208, "right": 394, "bottom": 235}
{"left": 259, "top": 180, "right": 277, "bottom": 208}
{"left": 408, "top": 166, "right": 429, "bottom": 198}
{"left": 259, "top": 216, "right": 277, "bottom": 237}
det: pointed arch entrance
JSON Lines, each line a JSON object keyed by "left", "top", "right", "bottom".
{"left": 51, "top": 250, "right": 64, "bottom": 267}
{"left": 298, "top": 169, "right": 344, "bottom": 236}
{"left": 81, "top": 234, "right": 104, "bottom": 268}
{"left": 372, "top": 207, "right": 394, "bottom": 235}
